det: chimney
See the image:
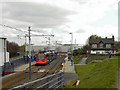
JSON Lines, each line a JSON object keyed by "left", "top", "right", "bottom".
{"left": 112, "top": 35, "right": 114, "bottom": 39}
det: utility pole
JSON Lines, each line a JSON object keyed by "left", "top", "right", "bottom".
{"left": 28, "top": 27, "right": 31, "bottom": 80}
{"left": 75, "top": 39, "right": 76, "bottom": 50}
{"left": 56, "top": 41, "right": 57, "bottom": 52}
{"left": 3, "top": 38, "right": 6, "bottom": 76}
{"left": 25, "top": 34, "right": 27, "bottom": 56}
{"left": 25, "top": 34, "right": 27, "bottom": 46}
{"left": 55, "top": 41, "right": 62, "bottom": 52}
{"left": 44, "top": 36, "right": 54, "bottom": 52}
{"left": 48, "top": 37, "right": 50, "bottom": 52}
{"left": 25, "top": 28, "right": 54, "bottom": 80}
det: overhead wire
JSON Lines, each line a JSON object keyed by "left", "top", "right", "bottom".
{"left": 0, "top": 24, "right": 28, "bottom": 33}
{"left": 0, "top": 24, "right": 54, "bottom": 38}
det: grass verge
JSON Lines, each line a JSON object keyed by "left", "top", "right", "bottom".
{"left": 63, "top": 56, "right": 118, "bottom": 88}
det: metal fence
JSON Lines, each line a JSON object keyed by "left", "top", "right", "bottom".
{"left": 9, "top": 71, "right": 64, "bottom": 90}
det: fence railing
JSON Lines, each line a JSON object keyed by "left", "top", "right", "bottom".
{"left": 9, "top": 71, "right": 64, "bottom": 90}
{"left": 86, "top": 54, "right": 109, "bottom": 64}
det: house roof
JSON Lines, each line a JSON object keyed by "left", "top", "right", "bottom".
{"left": 89, "top": 38, "right": 114, "bottom": 44}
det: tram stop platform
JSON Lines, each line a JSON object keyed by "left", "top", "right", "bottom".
{"left": 14, "top": 61, "right": 36, "bottom": 72}
{"left": 62, "top": 57, "right": 78, "bottom": 85}
{"left": 62, "top": 57, "right": 75, "bottom": 73}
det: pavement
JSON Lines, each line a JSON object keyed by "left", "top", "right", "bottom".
{"left": 5, "top": 56, "right": 29, "bottom": 72}
{"left": 1, "top": 61, "right": 36, "bottom": 80}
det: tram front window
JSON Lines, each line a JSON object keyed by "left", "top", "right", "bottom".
{"left": 38, "top": 54, "right": 44, "bottom": 60}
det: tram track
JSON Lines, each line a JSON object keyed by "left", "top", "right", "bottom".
{"left": 27, "top": 55, "right": 65, "bottom": 89}
{"left": 2, "top": 65, "right": 44, "bottom": 89}
{"left": 2, "top": 55, "right": 65, "bottom": 89}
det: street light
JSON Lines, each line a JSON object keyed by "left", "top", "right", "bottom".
{"left": 69, "top": 32, "right": 73, "bottom": 51}
{"left": 69, "top": 32, "right": 73, "bottom": 66}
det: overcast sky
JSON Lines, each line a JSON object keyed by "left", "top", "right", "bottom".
{"left": 0, "top": 0, "right": 118, "bottom": 46}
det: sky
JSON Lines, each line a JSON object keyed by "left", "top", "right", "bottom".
{"left": 0, "top": 0, "right": 119, "bottom": 46}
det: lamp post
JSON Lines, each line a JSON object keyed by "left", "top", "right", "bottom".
{"left": 69, "top": 33, "right": 73, "bottom": 51}
{"left": 69, "top": 32, "right": 73, "bottom": 66}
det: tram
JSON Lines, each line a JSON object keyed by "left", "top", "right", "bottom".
{"left": 34, "top": 51, "right": 57, "bottom": 65}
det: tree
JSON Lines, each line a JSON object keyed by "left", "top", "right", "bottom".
{"left": 89, "top": 34, "right": 102, "bottom": 39}
{"left": 7, "top": 41, "right": 20, "bottom": 58}
{"left": 19, "top": 44, "right": 25, "bottom": 52}
{"left": 81, "top": 44, "right": 89, "bottom": 54}
{"left": 86, "top": 34, "right": 102, "bottom": 45}
{"left": 73, "top": 48, "right": 82, "bottom": 56}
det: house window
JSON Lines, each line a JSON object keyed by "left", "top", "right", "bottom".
{"left": 106, "top": 44, "right": 111, "bottom": 48}
{"left": 92, "top": 44, "right": 97, "bottom": 48}
{"left": 100, "top": 43, "right": 103, "bottom": 48}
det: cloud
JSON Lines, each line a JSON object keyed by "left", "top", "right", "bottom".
{"left": 1, "top": 0, "right": 118, "bottom": 45}
{"left": 2, "top": 2, "right": 74, "bottom": 28}
{"left": 75, "top": 29, "right": 85, "bottom": 33}
{"left": 72, "top": 0, "right": 89, "bottom": 4}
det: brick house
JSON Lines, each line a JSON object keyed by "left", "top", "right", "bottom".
{"left": 89, "top": 36, "right": 114, "bottom": 54}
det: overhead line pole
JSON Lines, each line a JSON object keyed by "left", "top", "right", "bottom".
{"left": 48, "top": 37, "right": 50, "bottom": 52}
{"left": 17, "top": 27, "right": 54, "bottom": 80}
{"left": 28, "top": 27, "right": 31, "bottom": 80}
{"left": 28, "top": 32, "right": 54, "bottom": 80}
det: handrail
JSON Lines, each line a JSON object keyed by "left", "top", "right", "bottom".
{"left": 35, "top": 75, "right": 63, "bottom": 89}
{"left": 10, "top": 71, "right": 63, "bottom": 90}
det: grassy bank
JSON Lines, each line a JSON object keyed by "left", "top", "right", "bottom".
{"left": 73, "top": 56, "right": 82, "bottom": 64}
{"left": 63, "top": 56, "right": 118, "bottom": 88}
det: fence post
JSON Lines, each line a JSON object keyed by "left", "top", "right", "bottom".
{"left": 60, "top": 72, "right": 62, "bottom": 87}
{"left": 58, "top": 73, "right": 60, "bottom": 87}
{"left": 62, "top": 72, "right": 64, "bottom": 87}
{"left": 46, "top": 77, "right": 49, "bottom": 89}
{"left": 21, "top": 83, "right": 25, "bottom": 90}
